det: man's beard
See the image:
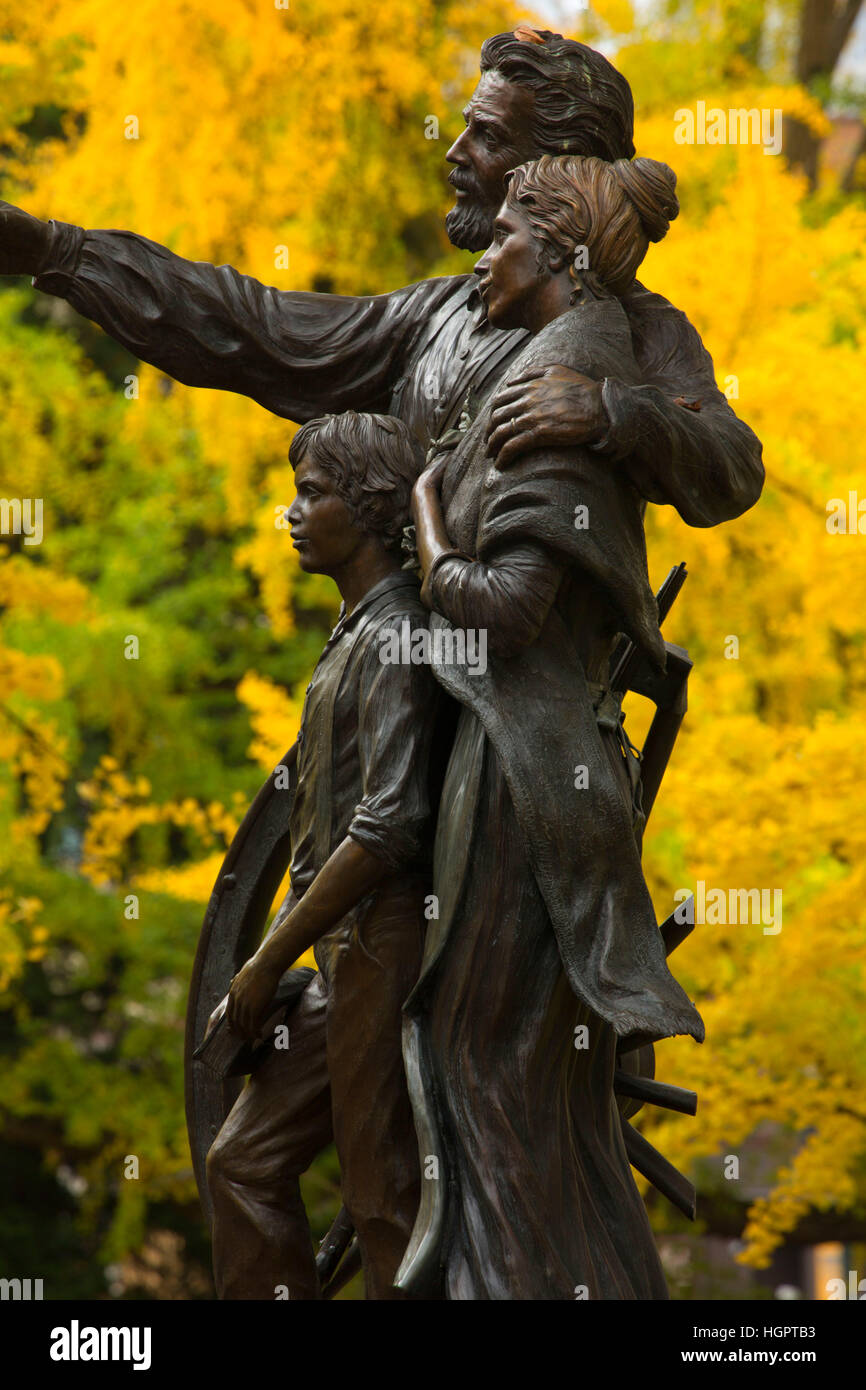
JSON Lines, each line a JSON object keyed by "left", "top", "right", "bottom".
{"left": 445, "top": 195, "right": 498, "bottom": 251}
{"left": 444, "top": 180, "right": 497, "bottom": 251}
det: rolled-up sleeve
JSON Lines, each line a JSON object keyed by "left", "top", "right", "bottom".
{"left": 347, "top": 619, "right": 439, "bottom": 870}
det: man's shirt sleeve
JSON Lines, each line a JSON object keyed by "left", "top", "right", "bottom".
{"left": 603, "top": 285, "right": 765, "bottom": 527}
{"left": 33, "top": 220, "right": 438, "bottom": 422}
{"left": 347, "top": 617, "right": 439, "bottom": 871}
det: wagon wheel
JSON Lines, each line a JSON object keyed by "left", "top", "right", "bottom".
{"left": 611, "top": 585, "right": 701, "bottom": 1222}
{"left": 184, "top": 741, "right": 359, "bottom": 1295}
{"left": 184, "top": 743, "right": 298, "bottom": 1227}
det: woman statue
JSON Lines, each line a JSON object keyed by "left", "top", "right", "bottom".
{"left": 397, "top": 154, "right": 705, "bottom": 1300}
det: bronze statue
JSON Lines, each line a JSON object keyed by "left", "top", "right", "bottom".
{"left": 204, "top": 412, "right": 443, "bottom": 1299}
{"left": 0, "top": 29, "right": 762, "bottom": 521}
{"left": 0, "top": 25, "right": 765, "bottom": 1298}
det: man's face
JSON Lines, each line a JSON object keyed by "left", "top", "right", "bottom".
{"left": 287, "top": 452, "right": 366, "bottom": 575}
{"left": 474, "top": 202, "right": 545, "bottom": 330}
{"left": 445, "top": 72, "right": 537, "bottom": 251}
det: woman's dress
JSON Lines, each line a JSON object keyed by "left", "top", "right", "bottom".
{"left": 429, "top": 700, "right": 670, "bottom": 1299}
{"left": 396, "top": 293, "right": 703, "bottom": 1301}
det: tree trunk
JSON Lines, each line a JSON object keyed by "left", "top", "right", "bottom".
{"left": 785, "top": 0, "right": 864, "bottom": 187}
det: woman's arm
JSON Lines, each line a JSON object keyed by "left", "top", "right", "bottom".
{"left": 412, "top": 460, "right": 565, "bottom": 658}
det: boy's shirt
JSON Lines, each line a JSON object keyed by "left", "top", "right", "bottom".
{"left": 289, "top": 571, "right": 438, "bottom": 903}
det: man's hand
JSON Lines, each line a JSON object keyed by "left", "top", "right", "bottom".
{"left": 225, "top": 952, "right": 283, "bottom": 1041}
{"left": 0, "top": 201, "right": 51, "bottom": 276}
{"left": 486, "top": 365, "right": 609, "bottom": 468}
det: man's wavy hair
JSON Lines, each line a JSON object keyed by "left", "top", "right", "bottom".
{"left": 480, "top": 28, "right": 636, "bottom": 164}
{"left": 289, "top": 412, "right": 424, "bottom": 556}
{"left": 505, "top": 154, "right": 679, "bottom": 298}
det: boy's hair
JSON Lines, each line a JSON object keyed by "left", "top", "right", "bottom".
{"left": 289, "top": 412, "right": 424, "bottom": 556}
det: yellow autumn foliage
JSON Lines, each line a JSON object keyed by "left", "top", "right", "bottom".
{"left": 0, "top": 0, "right": 864, "bottom": 1280}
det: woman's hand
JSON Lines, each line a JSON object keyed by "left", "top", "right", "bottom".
{"left": 225, "top": 952, "right": 283, "bottom": 1040}
{"left": 411, "top": 453, "right": 448, "bottom": 522}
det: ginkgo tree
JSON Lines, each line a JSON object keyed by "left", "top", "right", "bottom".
{"left": 0, "top": 0, "right": 864, "bottom": 1295}
{"left": 615, "top": 0, "right": 866, "bottom": 1274}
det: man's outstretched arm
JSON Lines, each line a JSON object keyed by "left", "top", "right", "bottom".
{"left": 0, "top": 201, "right": 435, "bottom": 421}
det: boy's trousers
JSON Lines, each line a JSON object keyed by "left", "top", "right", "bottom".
{"left": 206, "top": 875, "right": 428, "bottom": 1300}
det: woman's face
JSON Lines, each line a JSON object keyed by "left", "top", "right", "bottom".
{"left": 474, "top": 201, "right": 549, "bottom": 330}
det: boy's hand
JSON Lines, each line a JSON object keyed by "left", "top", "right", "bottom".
{"left": 204, "top": 993, "right": 229, "bottom": 1042}
{"left": 225, "top": 953, "right": 283, "bottom": 1040}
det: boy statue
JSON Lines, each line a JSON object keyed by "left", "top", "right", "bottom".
{"left": 207, "top": 411, "right": 441, "bottom": 1300}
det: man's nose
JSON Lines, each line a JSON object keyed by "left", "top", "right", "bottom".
{"left": 474, "top": 248, "right": 492, "bottom": 277}
{"left": 445, "top": 128, "right": 468, "bottom": 165}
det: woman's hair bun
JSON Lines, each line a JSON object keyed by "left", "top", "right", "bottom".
{"left": 611, "top": 157, "right": 679, "bottom": 242}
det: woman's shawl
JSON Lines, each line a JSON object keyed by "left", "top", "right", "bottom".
{"left": 396, "top": 296, "right": 704, "bottom": 1296}
{"left": 412, "top": 294, "right": 704, "bottom": 1045}
{"left": 442, "top": 294, "right": 665, "bottom": 667}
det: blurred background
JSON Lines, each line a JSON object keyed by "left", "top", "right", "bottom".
{"left": 0, "top": 0, "right": 864, "bottom": 1300}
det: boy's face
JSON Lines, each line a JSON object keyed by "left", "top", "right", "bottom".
{"left": 287, "top": 451, "right": 367, "bottom": 575}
